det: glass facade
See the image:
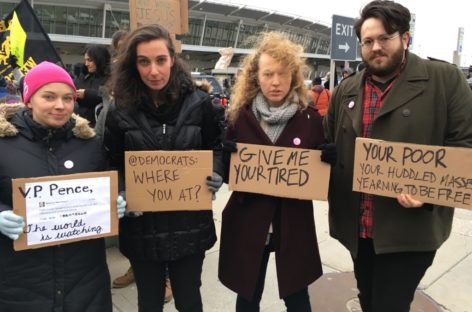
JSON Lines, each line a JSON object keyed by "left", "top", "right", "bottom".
{"left": 104, "top": 10, "right": 130, "bottom": 38}
{"left": 35, "top": 5, "right": 105, "bottom": 37}
{"left": 32, "top": 5, "right": 130, "bottom": 38}
{"left": 0, "top": 2, "right": 329, "bottom": 55}
{"left": 0, "top": 2, "right": 14, "bottom": 18}
{"left": 237, "top": 24, "right": 268, "bottom": 49}
{"left": 201, "top": 20, "right": 238, "bottom": 47}
{"left": 181, "top": 18, "right": 204, "bottom": 45}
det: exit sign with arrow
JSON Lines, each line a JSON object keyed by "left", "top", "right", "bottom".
{"left": 331, "top": 15, "right": 358, "bottom": 61}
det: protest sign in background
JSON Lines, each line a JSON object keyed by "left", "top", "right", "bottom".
{"left": 353, "top": 138, "right": 472, "bottom": 209}
{"left": 228, "top": 143, "right": 330, "bottom": 200}
{"left": 12, "top": 171, "right": 118, "bottom": 251}
{"left": 128, "top": 0, "right": 189, "bottom": 52}
{"left": 125, "top": 150, "right": 212, "bottom": 211}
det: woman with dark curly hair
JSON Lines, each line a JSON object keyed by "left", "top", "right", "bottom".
{"left": 104, "top": 24, "right": 224, "bottom": 312}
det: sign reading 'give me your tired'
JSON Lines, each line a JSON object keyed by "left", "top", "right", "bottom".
{"left": 228, "top": 143, "right": 331, "bottom": 200}
{"left": 353, "top": 138, "right": 472, "bottom": 209}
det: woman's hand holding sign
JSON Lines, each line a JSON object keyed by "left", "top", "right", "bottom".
{"left": 319, "top": 143, "right": 337, "bottom": 166}
{"left": 117, "top": 195, "right": 127, "bottom": 219}
{"left": 0, "top": 210, "right": 24, "bottom": 240}
{"left": 206, "top": 172, "right": 223, "bottom": 200}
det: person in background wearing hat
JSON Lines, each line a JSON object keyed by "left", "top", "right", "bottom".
{"left": 324, "top": 1, "right": 472, "bottom": 311}
{"left": 308, "top": 76, "right": 331, "bottom": 116}
{"left": 0, "top": 61, "right": 126, "bottom": 312}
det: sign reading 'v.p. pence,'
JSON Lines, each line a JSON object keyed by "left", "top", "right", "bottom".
{"left": 12, "top": 171, "right": 119, "bottom": 251}
{"left": 353, "top": 138, "right": 472, "bottom": 209}
{"left": 228, "top": 143, "right": 331, "bottom": 200}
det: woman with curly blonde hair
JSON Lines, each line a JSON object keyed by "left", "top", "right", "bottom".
{"left": 218, "top": 32, "right": 335, "bottom": 312}
{"left": 227, "top": 32, "right": 308, "bottom": 123}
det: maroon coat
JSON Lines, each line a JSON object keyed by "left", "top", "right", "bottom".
{"left": 218, "top": 105, "right": 325, "bottom": 300}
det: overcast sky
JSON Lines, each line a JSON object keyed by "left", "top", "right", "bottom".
{"left": 214, "top": 0, "right": 471, "bottom": 66}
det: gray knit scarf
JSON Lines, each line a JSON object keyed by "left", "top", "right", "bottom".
{"left": 252, "top": 92, "right": 299, "bottom": 143}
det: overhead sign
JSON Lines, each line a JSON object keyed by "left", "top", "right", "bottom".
{"left": 331, "top": 15, "right": 357, "bottom": 61}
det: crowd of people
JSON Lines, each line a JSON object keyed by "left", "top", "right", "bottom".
{"left": 1, "top": 0, "right": 472, "bottom": 312}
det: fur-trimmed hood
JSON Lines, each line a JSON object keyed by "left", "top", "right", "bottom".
{"left": 194, "top": 79, "right": 213, "bottom": 94}
{"left": 0, "top": 103, "right": 96, "bottom": 139}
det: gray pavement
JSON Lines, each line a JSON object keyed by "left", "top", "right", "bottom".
{"left": 108, "top": 184, "right": 472, "bottom": 312}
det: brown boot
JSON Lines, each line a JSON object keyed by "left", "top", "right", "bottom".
{"left": 113, "top": 267, "right": 135, "bottom": 288}
{"left": 164, "top": 278, "right": 173, "bottom": 303}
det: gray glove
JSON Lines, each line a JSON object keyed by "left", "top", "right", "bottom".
{"left": 0, "top": 210, "right": 25, "bottom": 240}
{"left": 206, "top": 172, "right": 223, "bottom": 200}
{"left": 118, "top": 191, "right": 143, "bottom": 217}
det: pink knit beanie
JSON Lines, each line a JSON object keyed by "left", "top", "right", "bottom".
{"left": 23, "top": 61, "right": 76, "bottom": 105}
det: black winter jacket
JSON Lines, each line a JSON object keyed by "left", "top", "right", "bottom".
{"left": 0, "top": 104, "right": 111, "bottom": 312}
{"left": 104, "top": 88, "right": 224, "bottom": 261}
{"left": 75, "top": 73, "right": 108, "bottom": 127}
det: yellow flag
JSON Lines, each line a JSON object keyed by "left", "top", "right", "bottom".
{"left": 9, "top": 11, "right": 26, "bottom": 66}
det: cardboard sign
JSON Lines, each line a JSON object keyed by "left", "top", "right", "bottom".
{"left": 125, "top": 150, "right": 212, "bottom": 211}
{"left": 228, "top": 143, "right": 331, "bottom": 200}
{"left": 12, "top": 171, "right": 119, "bottom": 251}
{"left": 353, "top": 138, "right": 472, "bottom": 209}
{"left": 128, "top": 0, "right": 188, "bottom": 51}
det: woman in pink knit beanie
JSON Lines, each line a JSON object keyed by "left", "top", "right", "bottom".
{"left": 0, "top": 61, "right": 122, "bottom": 312}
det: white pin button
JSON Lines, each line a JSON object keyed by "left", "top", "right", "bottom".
{"left": 64, "top": 160, "right": 74, "bottom": 169}
{"left": 348, "top": 101, "right": 355, "bottom": 109}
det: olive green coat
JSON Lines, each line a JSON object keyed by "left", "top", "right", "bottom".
{"left": 323, "top": 51, "right": 472, "bottom": 256}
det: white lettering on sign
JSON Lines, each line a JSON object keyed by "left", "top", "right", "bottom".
{"left": 335, "top": 23, "right": 354, "bottom": 37}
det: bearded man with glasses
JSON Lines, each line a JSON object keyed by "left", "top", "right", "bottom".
{"left": 323, "top": 1, "right": 472, "bottom": 311}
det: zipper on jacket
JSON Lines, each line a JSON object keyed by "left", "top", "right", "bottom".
{"left": 47, "top": 129, "right": 54, "bottom": 152}
{"left": 163, "top": 123, "right": 166, "bottom": 134}
{"left": 45, "top": 129, "right": 59, "bottom": 175}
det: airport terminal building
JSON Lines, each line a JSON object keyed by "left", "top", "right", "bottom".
{"left": 0, "top": 0, "right": 354, "bottom": 77}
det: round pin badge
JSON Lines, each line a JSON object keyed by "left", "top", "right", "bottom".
{"left": 348, "top": 101, "right": 355, "bottom": 109}
{"left": 64, "top": 160, "right": 74, "bottom": 169}
{"left": 293, "top": 137, "right": 301, "bottom": 145}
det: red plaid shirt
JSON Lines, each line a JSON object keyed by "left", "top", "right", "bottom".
{"left": 359, "top": 76, "right": 397, "bottom": 238}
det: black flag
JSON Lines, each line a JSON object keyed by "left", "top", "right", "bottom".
{"left": 0, "top": 0, "right": 63, "bottom": 80}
